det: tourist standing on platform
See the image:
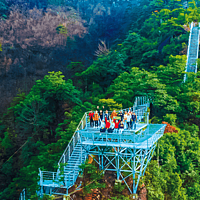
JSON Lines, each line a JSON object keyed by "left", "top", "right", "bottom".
{"left": 128, "top": 107, "right": 132, "bottom": 114}
{"left": 89, "top": 111, "right": 94, "bottom": 127}
{"left": 97, "top": 106, "right": 105, "bottom": 115}
{"left": 105, "top": 110, "right": 109, "bottom": 121}
{"left": 93, "top": 111, "right": 99, "bottom": 128}
{"left": 124, "top": 111, "right": 127, "bottom": 129}
{"left": 118, "top": 110, "right": 124, "bottom": 121}
{"left": 97, "top": 106, "right": 101, "bottom": 126}
{"left": 131, "top": 112, "right": 137, "bottom": 130}
{"left": 111, "top": 110, "right": 117, "bottom": 120}
{"left": 119, "top": 121, "right": 124, "bottom": 134}
{"left": 127, "top": 113, "right": 131, "bottom": 129}
{"left": 102, "top": 106, "right": 105, "bottom": 116}
{"left": 100, "top": 120, "right": 105, "bottom": 128}
{"left": 99, "top": 110, "right": 103, "bottom": 123}
{"left": 97, "top": 105, "right": 105, "bottom": 126}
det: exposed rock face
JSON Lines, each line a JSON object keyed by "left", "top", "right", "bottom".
{"left": 138, "top": 186, "right": 147, "bottom": 200}
{"left": 162, "top": 121, "right": 178, "bottom": 133}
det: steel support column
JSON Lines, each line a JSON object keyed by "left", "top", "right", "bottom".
{"left": 88, "top": 144, "right": 157, "bottom": 194}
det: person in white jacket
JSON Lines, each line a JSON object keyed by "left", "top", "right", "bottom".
{"left": 108, "top": 120, "right": 115, "bottom": 133}
{"left": 127, "top": 113, "right": 131, "bottom": 129}
{"left": 124, "top": 111, "right": 127, "bottom": 129}
{"left": 100, "top": 120, "right": 105, "bottom": 128}
{"left": 110, "top": 121, "right": 115, "bottom": 129}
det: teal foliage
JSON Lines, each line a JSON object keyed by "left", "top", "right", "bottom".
{"left": 0, "top": 0, "right": 8, "bottom": 20}
{"left": 47, "top": 0, "right": 66, "bottom": 6}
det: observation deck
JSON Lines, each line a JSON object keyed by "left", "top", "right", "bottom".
{"left": 37, "top": 96, "right": 166, "bottom": 198}
{"left": 80, "top": 124, "right": 165, "bottom": 149}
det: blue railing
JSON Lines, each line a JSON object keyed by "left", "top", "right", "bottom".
{"left": 80, "top": 124, "right": 166, "bottom": 149}
{"left": 184, "top": 22, "right": 199, "bottom": 82}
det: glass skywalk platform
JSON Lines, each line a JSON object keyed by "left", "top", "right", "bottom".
{"left": 79, "top": 124, "right": 165, "bottom": 149}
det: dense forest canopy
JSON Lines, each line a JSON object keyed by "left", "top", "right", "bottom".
{"left": 1, "top": 0, "right": 200, "bottom": 199}
{"left": 0, "top": 0, "right": 144, "bottom": 111}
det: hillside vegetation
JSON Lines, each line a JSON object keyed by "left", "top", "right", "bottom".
{"left": 1, "top": 0, "right": 200, "bottom": 199}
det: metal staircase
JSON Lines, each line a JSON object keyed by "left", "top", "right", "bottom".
{"left": 63, "top": 143, "right": 86, "bottom": 179}
{"left": 39, "top": 112, "right": 89, "bottom": 196}
{"left": 184, "top": 22, "right": 200, "bottom": 81}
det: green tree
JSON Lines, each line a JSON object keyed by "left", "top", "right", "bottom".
{"left": 79, "top": 160, "right": 106, "bottom": 196}
{"left": 187, "top": 0, "right": 200, "bottom": 22}
{"left": 98, "top": 99, "right": 122, "bottom": 111}
{"left": 13, "top": 71, "right": 80, "bottom": 133}
{"left": 76, "top": 50, "right": 127, "bottom": 90}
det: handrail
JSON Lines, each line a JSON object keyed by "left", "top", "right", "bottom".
{"left": 196, "top": 22, "right": 200, "bottom": 73}
{"left": 146, "top": 124, "right": 166, "bottom": 148}
{"left": 19, "top": 188, "right": 26, "bottom": 200}
{"left": 40, "top": 170, "right": 73, "bottom": 187}
{"left": 184, "top": 22, "right": 193, "bottom": 82}
{"left": 80, "top": 130, "right": 146, "bottom": 144}
{"left": 58, "top": 112, "right": 87, "bottom": 165}
{"left": 184, "top": 22, "right": 200, "bottom": 81}
{"left": 80, "top": 124, "right": 166, "bottom": 149}
{"left": 135, "top": 96, "right": 149, "bottom": 106}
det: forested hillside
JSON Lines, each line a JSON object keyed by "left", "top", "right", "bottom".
{"left": 1, "top": 0, "right": 200, "bottom": 199}
{"left": 0, "top": 0, "right": 139, "bottom": 111}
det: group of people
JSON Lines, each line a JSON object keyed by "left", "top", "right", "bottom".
{"left": 88, "top": 106, "right": 137, "bottom": 133}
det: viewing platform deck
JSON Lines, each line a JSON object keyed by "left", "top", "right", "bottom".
{"left": 79, "top": 124, "right": 165, "bottom": 149}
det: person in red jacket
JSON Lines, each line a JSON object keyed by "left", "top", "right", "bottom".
{"left": 113, "top": 119, "right": 121, "bottom": 133}
{"left": 105, "top": 119, "right": 110, "bottom": 129}
{"left": 88, "top": 111, "right": 94, "bottom": 127}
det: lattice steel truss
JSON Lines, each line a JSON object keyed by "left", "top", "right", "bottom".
{"left": 81, "top": 142, "right": 157, "bottom": 194}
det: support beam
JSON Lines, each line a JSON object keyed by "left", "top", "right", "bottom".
{"left": 157, "top": 141, "right": 159, "bottom": 167}
{"left": 89, "top": 145, "right": 157, "bottom": 194}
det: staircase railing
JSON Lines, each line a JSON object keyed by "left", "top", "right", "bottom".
{"left": 19, "top": 188, "right": 26, "bottom": 200}
{"left": 58, "top": 112, "right": 87, "bottom": 166}
{"left": 39, "top": 170, "right": 74, "bottom": 188}
{"left": 184, "top": 22, "right": 193, "bottom": 82}
{"left": 195, "top": 22, "right": 200, "bottom": 73}
{"left": 184, "top": 22, "right": 200, "bottom": 81}
{"left": 134, "top": 96, "right": 149, "bottom": 107}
